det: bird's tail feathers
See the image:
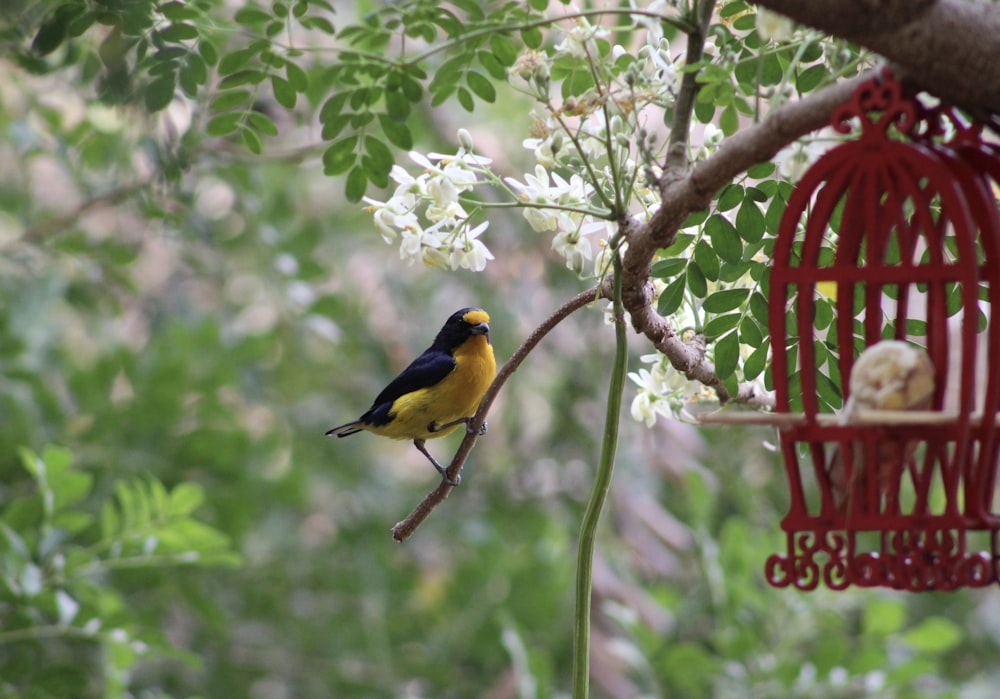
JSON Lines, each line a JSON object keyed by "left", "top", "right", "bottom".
{"left": 325, "top": 421, "right": 364, "bottom": 438}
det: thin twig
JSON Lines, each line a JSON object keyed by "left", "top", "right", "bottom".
{"left": 391, "top": 284, "right": 606, "bottom": 542}
{"left": 664, "top": 0, "right": 716, "bottom": 170}
{"left": 22, "top": 179, "right": 155, "bottom": 244}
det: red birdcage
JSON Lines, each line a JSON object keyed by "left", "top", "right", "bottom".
{"left": 760, "top": 71, "right": 1000, "bottom": 590}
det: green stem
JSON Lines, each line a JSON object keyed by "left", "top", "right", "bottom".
{"left": 571, "top": 251, "right": 628, "bottom": 699}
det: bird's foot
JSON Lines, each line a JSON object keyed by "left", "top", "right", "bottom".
{"left": 434, "top": 463, "right": 462, "bottom": 487}
{"left": 466, "top": 420, "right": 487, "bottom": 436}
{"left": 414, "top": 438, "right": 461, "bottom": 486}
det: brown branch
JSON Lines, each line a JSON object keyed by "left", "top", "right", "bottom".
{"left": 22, "top": 179, "right": 156, "bottom": 244}
{"left": 391, "top": 285, "right": 606, "bottom": 542}
{"left": 752, "top": 0, "right": 1000, "bottom": 117}
{"left": 664, "top": 0, "right": 717, "bottom": 169}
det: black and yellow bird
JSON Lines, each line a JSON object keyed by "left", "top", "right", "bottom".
{"left": 325, "top": 308, "right": 496, "bottom": 484}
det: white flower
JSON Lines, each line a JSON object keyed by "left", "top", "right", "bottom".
{"left": 448, "top": 221, "right": 494, "bottom": 271}
{"left": 426, "top": 176, "right": 462, "bottom": 218}
{"left": 554, "top": 16, "right": 609, "bottom": 60}
{"left": 756, "top": 9, "right": 794, "bottom": 43}
{"left": 552, "top": 215, "right": 607, "bottom": 273}
{"left": 552, "top": 228, "right": 592, "bottom": 273}
{"left": 695, "top": 123, "right": 724, "bottom": 159}
{"left": 631, "top": 389, "right": 659, "bottom": 427}
{"left": 632, "top": 0, "right": 669, "bottom": 43}
{"left": 399, "top": 225, "right": 442, "bottom": 266}
{"left": 628, "top": 368, "right": 674, "bottom": 427}
{"left": 364, "top": 193, "right": 420, "bottom": 244}
{"left": 522, "top": 137, "right": 560, "bottom": 169}
{"left": 776, "top": 141, "right": 818, "bottom": 182}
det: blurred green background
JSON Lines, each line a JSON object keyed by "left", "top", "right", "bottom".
{"left": 2, "top": 4, "right": 1000, "bottom": 698}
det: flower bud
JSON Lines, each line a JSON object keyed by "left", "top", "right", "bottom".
{"left": 457, "top": 128, "right": 474, "bottom": 151}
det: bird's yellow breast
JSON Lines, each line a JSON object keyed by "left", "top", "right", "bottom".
{"left": 369, "top": 334, "right": 496, "bottom": 441}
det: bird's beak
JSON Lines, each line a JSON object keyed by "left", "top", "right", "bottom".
{"left": 470, "top": 322, "right": 490, "bottom": 341}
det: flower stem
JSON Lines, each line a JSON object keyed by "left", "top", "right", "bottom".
{"left": 571, "top": 250, "right": 628, "bottom": 699}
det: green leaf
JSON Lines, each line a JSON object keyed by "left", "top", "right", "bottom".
{"left": 693, "top": 239, "right": 719, "bottom": 281}
{"left": 179, "top": 54, "right": 208, "bottom": 95}
{"left": 247, "top": 111, "right": 279, "bottom": 136}
{"left": 144, "top": 74, "right": 177, "bottom": 112}
{"left": 714, "top": 331, "right": 740, "bottom": 379}
{"left": 466, "top": 71, "right": 496, "bottom": 103}
{"left": 52, "top": 470, "right": 93, "bottom": 512}
{"left": 705, "top": 214, "right": 743, "bottom": 264}
{"left": 219, "top": 47, "right": 259, "bottom": 75}
{"left": 19, "top": 446, "right": 45, "bottom": 481}
{"left": 211, "top": 89, "right": 253, "bottom": 111}
{"left": 345, "top": 165, "right": 368, "bottom": 202}
{"left": 903, "top": 617, "right": 962, "bottom": 653}
{"left": 657, "top": 276, "right": 686, "bottom": 316}
{"left": 489, "top": 34, "right": 518, "bottom": 66}
{"left": 299, "top": 15, "right": 335, "bottom": 33}
{"left": 100, "top": 501, "right": 119, "bottom": 539}
{"left": 716, "top": 184, "right": 743, "bottom": 212}
{"left": 736, "top": 200, "right": 765, "bottom": 243}
{"left": 521, "top": 26, "right": 543, "bottom": 48}
{"left": 33, "top": 5, "right": 77, "bottom": 55}
{"left": 702, "top": 288, "right": 749, "bottom": 313}
{"left": 160, "top": 2, "right": 200, "bottom": 21}
{"left": 796, "top": 64, "right": 828, "bottom": 93}
{"left": 385, "top": 89, "right": 410, "bottom": 120}
{"left": 286, "top": 61, "right": 308, "bottom": 91}
{"left": 235, "top": 7, "right": 272, "bottom": 25}
{"left": 456, "top": 86, "right": 474, "bottom": 111}
{"left": 219, "top": 69, "right": 266, "bottom": 89}
{"left": 815, "top": 370, "right": 842, "bottom": 408}
{"left": 378, "top": 115, "right": 412, "bottom": 149}
{"left": 747, "top": 161, "right": 776, "bottom": 179}
{"left": 206, "top": 112, "right": 242, "bottom": 136}
{"left": 477, "top": 51, "right": 506, "bottom": 80}
{"left": 651, "top": 258, "right": 687, "bottom": 279}
{"left": 704, "top": 313, "right": 741, "bottom": 338}
{"left": 686, "top": 263, "right": 707, "bottom": 298}
{"left": 363, "top": 136, "right": 393, "bottom": 172}
{"left": 739, "top": 317, "right": 764, "bottom": 347}
{"left": 241, "top": 126, "right": 263, "bottom": 154}
{"left": 323, "top": 136, "right": 358, "bottom": 175}
{"left": 198, "top": 39, "right": 219, "bottom": 65}
{"left": 719, "top": 105, "right": 739, "bottom": 136}
{"left": 272, "top": 75, "right": 296, "bottom": 108}
{"left": 157, "top": 22, "right": 199, "bottom": 42}
{"left": 743, "top": 343, "right": 768, "bottom": 379}
{"left": 169, "top": 482, "right": 205, "bottom": 515}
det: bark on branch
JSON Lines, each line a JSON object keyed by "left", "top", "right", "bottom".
{"left": 753, "top": 0, "right": 1000, "bottom": 117}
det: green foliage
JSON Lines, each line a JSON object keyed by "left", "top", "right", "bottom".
{"left": 0, "top": 446, "right": 238, "bottom": 698}
{"left": 2, "top": 1, "right": 999, "bottom": 698}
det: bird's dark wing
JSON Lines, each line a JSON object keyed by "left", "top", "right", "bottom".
{"left": 360, "top": 348, "right": 456, "bottom": 427}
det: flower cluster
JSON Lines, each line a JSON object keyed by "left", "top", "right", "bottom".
{"left": 629, "top": 352, "right": 713, "bottom": 426}
{"left": 363, "top": 2, "right": 688, "bottom": 279}
{"left": 362, "top": 134, "right": 495, "bottom": 271}
{"left": 504, "top": 164, "right": 609, "bottom": 274}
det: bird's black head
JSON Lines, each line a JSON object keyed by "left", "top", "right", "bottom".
{"left": 432, "top": 307, "right": 491, "bottom": 350}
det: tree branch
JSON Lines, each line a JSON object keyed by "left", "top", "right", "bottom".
{"left": 391, "top": 285, "right": 605, "bottom": 541}
{"left": 664, "top": 0, "right": 717, "bottom": 169}
{"left": 752, "top": 0, "right": 1000, "bottom": 117}
{"left": 22, "top": 179, "right": 156, "bottom": 244}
